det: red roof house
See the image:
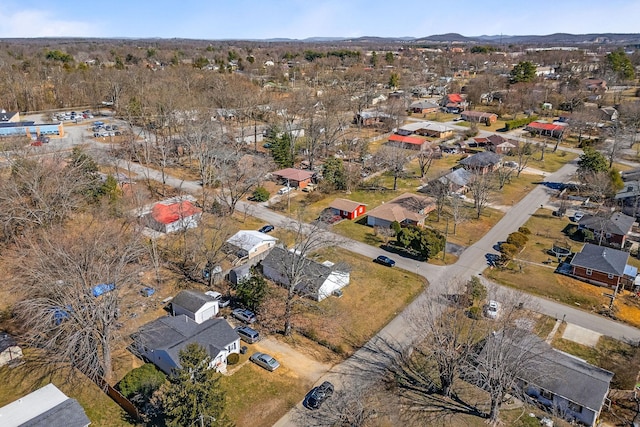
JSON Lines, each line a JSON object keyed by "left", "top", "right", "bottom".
{"left": 147, "top": 200, "right": 202, "bottom": 233}
{"left": 329, "top": 199, "right": 367, "bottom": 220}
{"left": 388, "top": 134, "right": 429, "bottom": 150}
{"left": 525, "top": 121, "right": 567, "bottom": 138}
{"left": 272, "top": 168, "right": 315, "bottom": 189}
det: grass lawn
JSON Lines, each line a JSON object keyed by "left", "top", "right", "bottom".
{"left": 516, "top": 150, "right": 577, "bottom": 173}
{"left": 303, "top": 247, "right": 425, "bottom": 354}
{"left": 0, "top": 362, "right": 132, "bottom": 427}
{"left": 220, "top": 356, "right": 309, "bottom": 427}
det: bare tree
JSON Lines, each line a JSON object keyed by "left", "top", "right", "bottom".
{"left": 495, "top": 165, "right": 513, "bottom": 190}
{"left": 417, "top": 150, "right": 435, "bottom": 179}
{"left": 449, "top": 194, "right": 467, "bottom": 235}
{"left": 375, "top": 146, "right": 410, "bottom": 191}
{"left": 10, "top": 217, "right": 148, "bottom": 384}
{"left": 514, "top": 141, "right": 535, "bottom": 178}
{"left": 467, "top": 171, "right": 495, "bottom": 219}
{"left": 215, "top": 149, "right": 272, "bottom": 215}
{"left": 296, "top": 382, "right": 379, "bottom": 427}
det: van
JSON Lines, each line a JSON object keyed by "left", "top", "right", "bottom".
{"left": 235, "top": 326, "right": 260, "bottom": 344}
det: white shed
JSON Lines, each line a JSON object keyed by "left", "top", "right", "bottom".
{"left": 171, "top": 290, "right": 219, "bottom": 324}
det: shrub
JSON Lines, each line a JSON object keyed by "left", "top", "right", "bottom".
{"left": 466, "top": 276, "right": 487, "bottom": 302}
{"left": 227, "top": 353, "right": 240, "bottom": 365}
{"left": 504, "top": 115, "right": 538, "bottom": 131}
{"left": 117, "top": 363, "right": 166, "bottom": 400}
{"left": 506, "top": 231, "right": 528, "bottom": 249}
{"left": 468, "top": 306, "right": 482, "bottom": 320}
{"left": 252, "top": 186, "right": 270, "bottom": 202}
{"left": 500, "top": 242, "right": 519, "bottom": 258}
{"left": 518, "top": 226, "right": 531, "bottom": 235}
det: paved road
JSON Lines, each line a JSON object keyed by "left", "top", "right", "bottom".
{"left": 43, "top": 116, "right": 640, "bottom": 425}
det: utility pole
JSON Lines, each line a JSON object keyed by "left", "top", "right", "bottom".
{"left": 442, "top": 217, "right": 449, "bottom": 262}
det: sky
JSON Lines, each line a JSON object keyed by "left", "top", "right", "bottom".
{"left": 1, "top": 0, "right": 639, "bottom": 40}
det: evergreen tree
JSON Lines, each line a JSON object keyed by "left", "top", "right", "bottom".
{"left": 321, "top": 156, "right": 347, "bottom": 190}
{"left": 606, "top": 49, "right": 635, "bottom": 81}
{"left": 509, "top": 61, "right": 536, "bottom": 83}
{"left": 232, "top": 272, "right": 268, "bottom": 313}
{"left": 270, "top": 131, "right": 294, "bottom": 168}
{"left": 162, "top": 343, "right": 232, "bottom": 427}
{"left": 577, "top": 147, "right": 609, "bottom": 174}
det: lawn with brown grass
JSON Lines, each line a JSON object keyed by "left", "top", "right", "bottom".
{"left": 0, "top": 362, "right": 132, "bottom": 426}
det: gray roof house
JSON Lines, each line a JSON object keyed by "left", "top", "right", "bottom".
{"left": 420, "top": 168, "right": 473, "bottom": 194}
{"left": 578, "top": 211, "right": 635, "bottom": 248}
{"left": 133, "top": 315, "right": 240, "bottom": 375}
{"left": 458, "top": 151, "right": 502, "bottom": 174}
{"left": 0, "top": 383, "right": 91, "bottom": 427}
{"left": 171, "top": 290, "right": 219, "bottom": 324}
{"left": 261, "top": 247, "right": 350, "bottom": 302}
{"left": 475, "top": 331, "right": 613, "bottom": 427}
{"left": 570, "top": 243, "right": 631, "bottom": 288}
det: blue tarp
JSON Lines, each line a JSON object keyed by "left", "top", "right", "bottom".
{"left": 141, "top": 287, "right": 155, "bottom": 297}
{"left": 624, "top": 264, "right": 638, "bottom": 278}
{"left": 92, "top": 283, "right": 115, "bottom": 297}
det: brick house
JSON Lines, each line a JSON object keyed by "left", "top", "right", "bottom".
{"left": 570, "top": 243, "right": 630, "bottom": 288}
{"left": 577, "top": 212, "right": 635, "bottom": 248}
{"left": 461, "top": 110, "right": 498, "bottom": 125}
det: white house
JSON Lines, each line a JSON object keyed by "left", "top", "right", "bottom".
{"left": 133, "top": 315, "right": 240, "bottom": 375}
{"left": 261, "top": 247, "right": 350, "bottom": 301}
{"left": 171, "top": 290, "right": 219, "bottom": 323}
{"left": 0, "top": 383, "right": 91, "bottom": 427}
{"left": 225, "top": 230, "right": 278, "bottom": 260}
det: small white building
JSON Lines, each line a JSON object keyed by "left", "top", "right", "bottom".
{"left": 225, "top": 230, "right": 278, "bottom": 260}
{"left": 171, "top": 290, "right": 219, "bottom": 323}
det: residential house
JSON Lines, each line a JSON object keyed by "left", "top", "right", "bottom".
{"left": 459, "top": 151, "right": 502, "bottom": 175}
{"left": 577, "top": 212, "right": 635, "bottom": 248}
{"left": 0, "top": 331, "right": 22, "bottom": 368}
{"left": 0, "top": 383, "right": 91, "bottom": 427}
{"left": 583, "top": 78, "right": 607, "bottom": 93}
{"left": 476, "top": 134, "right": 519, "bottom": 154}
{"left": 461, "top": 110, "right": 498, "bottom": 125}
{"left": 525, "top": 121, "right": 567, "bottom": 138}
{"left": 225, "top": 230, "right": 278, "bottom": 260}
{"left": 599, "top": 107, "right": 619, "bottom": 122}
{"left": 144, "top": 198, "right": 202, "bottom": 234}
{"left": 366, "top": 193, "right": 435, "bottom": 228}
{"left": 387, "top": 134, "right": 429, "bottom": 150}
{"left": 408, "top": 100, "right": 440, "bottom": 114}
{"left": 329, "top": 199, "right": 367, "bottom": 220}
{"left": 354, "top": 110, "right": 392, "bottom": 127}
{"left": 440, "top": 93, "right": 468, "bottom": 112}
{"left": 476, "top": 331, "right": 613, "bottom": 427}
{"left": 272, "top": 168, "right": 314, "bottom": 189}
{"left": 133, "top": 315, "right": 240, "bottom": 374}
{"left": 171, "top": 290, "right": 219, "bottom": 324}
{"left": 397, "top": 121, "right": 454, "bottom": 139}
{"left": 261, "top": 247, "right": 350, "bottom": 301}
{"left": 0, "top": 110, "right": 19, "bottom": 123}
{"left": 570, "top": 243, "right": 631, "bottom": 288}
{"left": 422, "top": 168, "right": 473, "bottom": 195}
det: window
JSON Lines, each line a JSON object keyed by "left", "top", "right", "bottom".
{"left": 586, "top": 268, "right": 592, "bottom": 276}
{"left": 540, "top": 389, "right": 554, "bottom": 400}
{"left": 608, "top": 273, "right": 614, "bottom": 279}
{"left": 568, "top": 401, "right": 583, "bottom": 413}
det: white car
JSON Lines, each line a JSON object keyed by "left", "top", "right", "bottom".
{"left": 485, "top": 300, "right": 500, "bottom": 319}
{"left": 573, "top": 211, "right": 584, "bottom": 222}
{"left": 277, "top": 186, "right": 293, "bottom": 195}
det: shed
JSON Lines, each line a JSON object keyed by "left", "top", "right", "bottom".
{"left": 171, "top": 290, "right": 219, "bottom": 323}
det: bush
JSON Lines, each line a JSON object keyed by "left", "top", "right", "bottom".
{"left": 500, "top": 242, "right": 519, "bottom": 258}
{"left": 117, "top": 363, "right": 166, "bottom": 400}
{"left": 227, "top": 353, "right": 240, "bottom": 365}
{"left": 518, "top": 226, "right": 531, "bottom": 235}
{"left": 504, "top": 115, "right": 538, "bottom": 131}
{"left": 468, "top": 306, "right": 482, "bottom": 320}
{"left": 506, "top": 231, "right": 528, "bottom": 249}
{"left": 252, "top": 186, "right": 270, "bottom": 202}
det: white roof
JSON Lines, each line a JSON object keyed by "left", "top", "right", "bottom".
{"left": 226, "top": 230, "right": 278, "bottom": 252}
{"left": 398, "top": 121, "right": 453, "bottom": 134}
{"left": 0, "top": 383, "right": 68, "bottom": 426}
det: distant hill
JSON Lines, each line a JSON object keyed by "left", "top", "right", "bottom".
{"left": 413, "top": 32, "right": 640, "bottom": 45}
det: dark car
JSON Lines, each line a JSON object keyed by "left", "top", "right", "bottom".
{"left": 374, "top": 255, "right": 396, "bottom": 267}
{"left": 306, "top": 381, "right": 334, "bottom": 409}
{"left": 258, "top": 225, "right": 274, "bottom": 233}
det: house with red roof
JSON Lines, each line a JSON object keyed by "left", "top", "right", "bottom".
{"left": 146, "top": 198, "right": 202, "bottom": 233}
{"left": 272, "top": 168, "right": 315, "bottom": 189}
{"left": 388, "top": 134, "right": 429, "bottom": 150}
{"left": 525, "top": 121, "right": 567, "bottom": 138}
{"left": 440, "top": 93, "right": 468, "bottom": 113}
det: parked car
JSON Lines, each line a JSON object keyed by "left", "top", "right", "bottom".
{"left": 306, "top": 381, "right": 334, "bottom": 409}
{"left": 573, "top": 211, "right": 584, "bottom": 222}
{"left": 250, "top": 352, "right": 280, "bottom": 371}
{"left": 374, "top": 255, "right": 396, "bottom": 267}
{"left": 302, "top": 183, "right": 316, "bottom": 193}
{"left": 258, "top": 224, "right": 275, "bottom": 233}
{"left": 277, "top": 186, "right": 293, "bottom": 195}
{"left": 504, "top": 161, "right": 519, "bottom": 168}
{"left": 235, "top": 326, "right": 260, "bottom": 344}
{"left": 485, "top": 300, "right": 500, "bottom": 319}
{"left": 205, "top": 291, "right": 231, "bottom": 308}
{"left": 232, "top": 308, "right": 256, "bottom": 324}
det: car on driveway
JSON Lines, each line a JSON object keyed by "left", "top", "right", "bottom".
{"left": 573, "top": 211, "right": 584, "bottom": 222}
{"left": 235, "top": 326, "right": 260, "bottom": 343}
{"left": 232, "top": 308, "right": 257, "bottom": 324}
{"left": 305, "top": 381, "right": 334, "bottom": 409}
{"left": 249, "top": 352, "right": 280, "bottom": 371}
{"left": 485, "top": 300, "right": 500, "bottom": 319}
{"left": 258, "top": 224, "right": 274, "bottom": 233}
{"left": 277, "top": 186, "right": 293, "bottom": 195}
{"left": 374, "top": 255, "right": 396, "bottom": 267}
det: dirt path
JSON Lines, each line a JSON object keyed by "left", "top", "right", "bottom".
{"left": 250, "top": 337, "right": 333, "bottom": 384}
